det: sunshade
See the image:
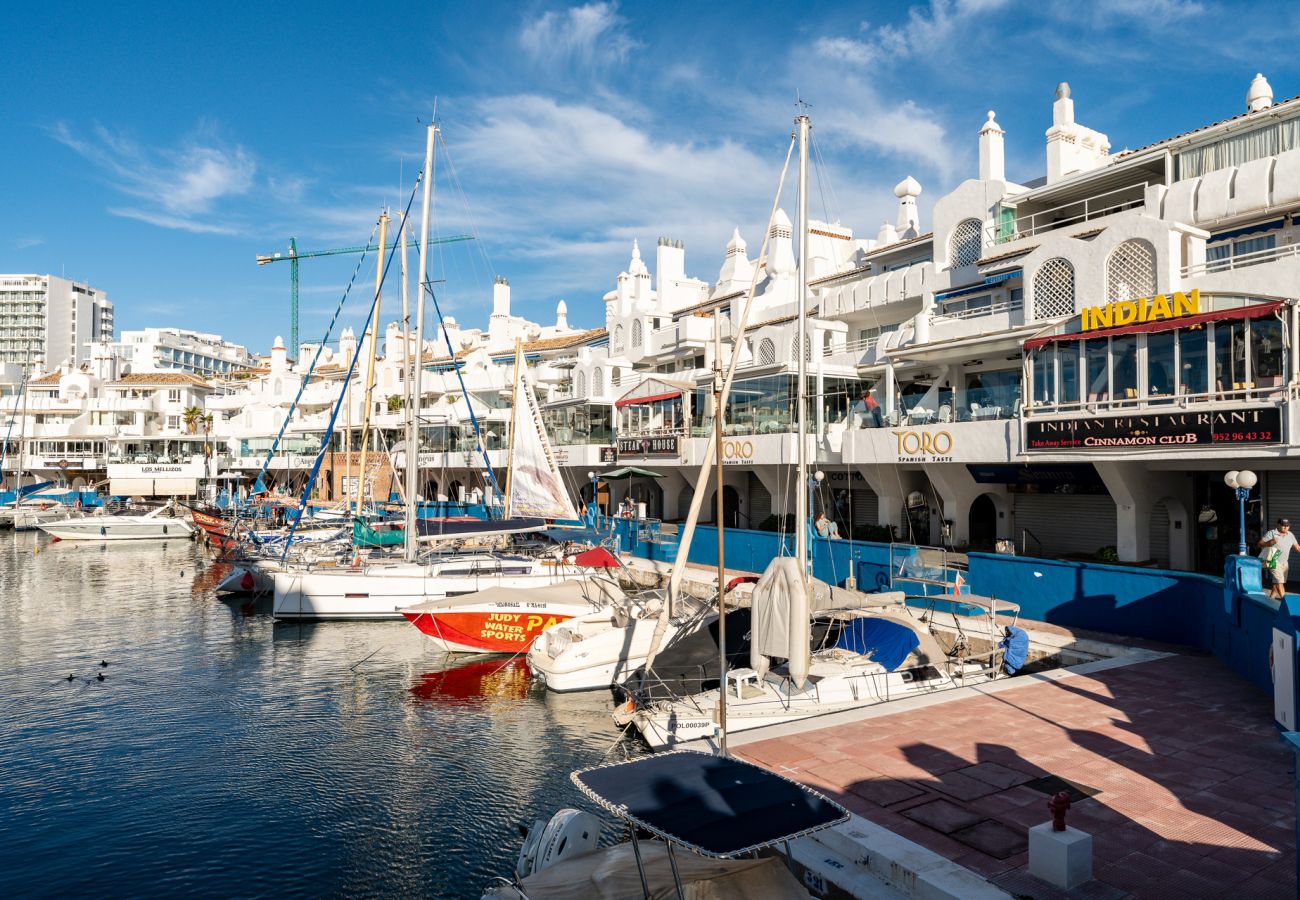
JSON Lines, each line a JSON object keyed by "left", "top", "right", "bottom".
{"left": 572, "top": 750, "right": 848, "bottom": 857}
{"left": 597, "top": 467, "right": 664, "bottom": 479}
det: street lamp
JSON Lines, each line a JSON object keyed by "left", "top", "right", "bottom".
{"left": 1224, "top": 469, "right": 1258, "bottom": 556}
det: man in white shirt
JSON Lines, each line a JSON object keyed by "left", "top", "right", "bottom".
{"left": 1259, "top": 518, "right": 1296, "bottom": 599}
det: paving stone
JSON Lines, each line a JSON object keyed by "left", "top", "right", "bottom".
{"left": 927, "top": 769, "right": 1002, "bottom": 801}
{"left": 899, "top": 798, "right": 984, "bottom": 834}
{"left": 845, "top": 777, "right": 926, "bottom": 807}
{"left": 959, "top": 760, "right": 1035, "bottom": 789}
{"left": 948, "top": 818, "right": 1028, "bottom": 860}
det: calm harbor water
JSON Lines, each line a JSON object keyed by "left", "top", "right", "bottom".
{"left": 0, "top": 533, "right": 639, "bottom": 898}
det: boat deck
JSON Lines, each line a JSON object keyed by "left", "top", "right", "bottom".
{"left": 730, "top": 653, "right": 1295, "bottom": 898}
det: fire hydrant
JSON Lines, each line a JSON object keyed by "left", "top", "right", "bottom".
{"left": 1048, "top": 790, "right": 1071, "bottom": 832}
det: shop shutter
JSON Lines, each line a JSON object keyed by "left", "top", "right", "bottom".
{"left": 1012, "top": 493, "right": 1117, "bottom": 559}
{"left": 1266, "top": 471, "right": 1300, "bottom": 530}
{"left": 747, "top": 472, "right": 772, "bottom": 526}
{"left": 851, "top": 487, "right": 879, "bottom": 527}
{"left": 1148, "top": 500, "right": 1170, "bottom": 568}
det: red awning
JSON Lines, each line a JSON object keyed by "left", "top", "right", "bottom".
{"left": 615, "top": 390, "right": 682, "bottom": 408}
{"left": 1024, "top": 301, "right": 1284, "bottom": 351}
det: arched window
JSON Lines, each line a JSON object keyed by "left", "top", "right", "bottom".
{"left": 613, "top": 324, "right": 624, "bottom": 353}
{"left": 631, "top": 319, "right": 643, "bottom": 349}
{"left": 948, "top": 218, "right": 982, "bottom": 268}
{"left": 789, "top": 333, "right": 812, "bottom": 362}
{"left": 757, "top": 338, "right": 776, "bottom": 365}
{"left": 1106, "top": 239, "right": 1157, "bottom": 304}
{"left": 1033, "top": 258, "right": 1075, "bottom": 320}
{"left": 592, "top": 368, "right": 604, "bottom": 396}
{"left": 576, "top": 371, "right": 587, "bottom": 395}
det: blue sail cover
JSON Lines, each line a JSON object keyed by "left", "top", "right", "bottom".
{"left": 833, "top": 618, "right": 920, "bottom": 672}
{"left": 1001, "top": 626, "right": 1030, "bottom": 674}
{"left": 572, "top": 751, "right": 847, "bottom": 857}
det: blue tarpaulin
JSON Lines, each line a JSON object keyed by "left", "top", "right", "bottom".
{"left": 1001, "top": 625, "right": 1029, "bottom": 674}
{"left": 833, "top": 618, "right": 920, "bottom": 672}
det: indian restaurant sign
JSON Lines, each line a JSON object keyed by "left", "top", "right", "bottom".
{"left": 1025, "top": 406, "right": 1282, "bottom": 451}
{"left": 1081, "top": 289, "right": 1199, "bottom": 332}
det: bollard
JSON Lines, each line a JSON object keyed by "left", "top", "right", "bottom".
{"left": 1028, "top": 791, "right": 1092, "bottom": 889}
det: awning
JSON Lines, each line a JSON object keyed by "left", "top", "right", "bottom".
{"left": 598, "top": 466, "right": 664, "bottom": 479}
{"left": 983, "top": 268, "right": 1022, "bottom": 285}
{"left": 571, "top": 750, "right": 848, "bottom": 857}
{"left": 934, "top": 269, "right": 1022, "bottom": 302}
{"left": 1024, "top": 300, "right": 1284, "bottom": 351}
{"left": 615, "top": 390, "right": 681, "bottom": 408}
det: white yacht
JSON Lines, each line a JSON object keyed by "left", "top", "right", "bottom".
{"left": 38, "top": 505, "right": 195, "bottom": 541}
{"left": 0, "top": 499, "right": 72, "bottom": 532}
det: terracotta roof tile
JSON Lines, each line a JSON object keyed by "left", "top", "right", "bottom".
{"left": 30, "top": 372, "right": 62, "bottom": 385}
{"left": 110, "top": 372, "right": 210, "bottom": 387}
{"left": 976, "top": 245, "right": 1039, "bottom": 267}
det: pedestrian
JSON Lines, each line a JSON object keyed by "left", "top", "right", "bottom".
{"left": 1259, "top": 517, "right": 1296, "bottom": 599}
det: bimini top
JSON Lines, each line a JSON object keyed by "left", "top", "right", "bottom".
{"left": 571, "top": 750, "right": 848, "bottom": 857}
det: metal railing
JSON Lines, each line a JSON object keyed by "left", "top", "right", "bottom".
{"left": 987, "top": 182, "right": 1149, "bottom": 245}
{"left": 1026, "top": 383, "right": 1286, "bottom": 415}
{"left": 937, "top": 296, "right": 1023, "bottom": 320}
{"left": 1181, "top": 241, "right": 1300, "bottom": 277}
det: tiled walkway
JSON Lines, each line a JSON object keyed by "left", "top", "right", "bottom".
{"left": 735, "top": 655, "right": 1296, "bottom": 898}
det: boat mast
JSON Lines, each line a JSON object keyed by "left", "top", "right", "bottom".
{"left": 713, "top": 307, "right": 728, "bottom": 754}
{"left": 795, "top": 111, "right": 810, "bottom": 578}
{"left": 399, "top": 214, "right": 411, "bottom": 508}
{"left": 405, "top": 121, "right": 436, "bottom": 562}
{"left": 17, "top": 338, "right": 31, "bottom": 497}
{"left": 354, "top": 211, "right": 389, "bottom": 519}
{"left": 503, "top": 338, "right": 522, "bottom": 520}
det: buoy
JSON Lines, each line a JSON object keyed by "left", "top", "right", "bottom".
{"left": 240, "top": 571, "right": 255, "bottom": 591}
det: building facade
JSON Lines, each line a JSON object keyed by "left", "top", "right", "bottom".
{"left": 0, "top": 274, "right": 114, "bottom": 368}
{"left": 112, "top": 327, "right": 251, "bottom": 377}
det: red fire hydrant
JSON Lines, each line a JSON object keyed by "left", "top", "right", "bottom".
{"left": 1048, "top": 790, "right": 1071, "bottom": 832}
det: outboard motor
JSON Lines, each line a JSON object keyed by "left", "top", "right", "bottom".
{"left": 515, "top": 808, "right": 601, "bottom": 879}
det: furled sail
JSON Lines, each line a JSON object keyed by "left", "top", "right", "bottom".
{"left": 507, "top": 349, "right": 579, "bottom": 521}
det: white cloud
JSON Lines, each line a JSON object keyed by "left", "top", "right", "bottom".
{"left": 518, "top": 2, "right": 638, "bottom": 71}
{"left": 15, "top": 237, "right": 44, "bottom": 249}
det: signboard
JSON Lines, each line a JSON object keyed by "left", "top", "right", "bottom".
{"left": 892, "top": 430, "right": 955, "bottom": 463}
{"left": 721, "top": 439, "right": 755, "bottom": 465}
{"left": 1082, "top": 289, "right": 1198, "bottom": 332}
{"left": 107, "top": 462, "right": 205, "bottom": 479}
{"left": 617, "top": 435, "right": 679, "bottom": 458}
{"left": 600, "top": 446, "right": 617, "bottom": 464}
{"left": 1025, "top": 406, "right": 1282, "bottom": 451}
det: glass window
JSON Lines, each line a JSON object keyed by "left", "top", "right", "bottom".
{"left": 1111, "top": 336, "right": 1138, "bottom": 401}
{"left": 1251, "top": 316, "right": 1284, "bottom": 387}
{"left": 1178, "top": 327, "right": 1208, "bottom": 397}
{"left": 1146, "top": 331, "right": 1176, "bottom": 402}
{"left": 1032, "top": 350, "right": 1053, "bottom": 405}
{"left": 1084, "top": 338, "right": 1109, "bottom": 402}
{"left": 966, "top": 369, "right": 1020, "bottom": 418}
{"left": 1214, "top": 321, "right": 1248, "bottom": 394}
{"left": 1057, "top": 345, "right": 1078, "bottom": 406}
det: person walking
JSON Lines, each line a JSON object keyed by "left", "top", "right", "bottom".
{"left": 1259, "top": 518, "right": 1296, "bottom": 599}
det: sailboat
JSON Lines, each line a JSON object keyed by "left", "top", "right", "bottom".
{"left": 624, "top": 112, "right": 961, "bottom": 750}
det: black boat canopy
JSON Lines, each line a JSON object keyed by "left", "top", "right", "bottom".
{"left": 571, "top": 750, "right": 848, "bottom": 858}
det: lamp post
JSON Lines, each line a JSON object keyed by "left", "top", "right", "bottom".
{"left": 1225, "top": 469, "right": 1258, "bottom": 557}
{"left": 586, "top": 470, "right": 597, "bottom": 522}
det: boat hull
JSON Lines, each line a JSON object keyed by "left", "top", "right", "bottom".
{"left": 405, "top": 607, "right": 578, "bottom": 654}
{"left": 38, "top": 517, "right": 195, "bottom": 541}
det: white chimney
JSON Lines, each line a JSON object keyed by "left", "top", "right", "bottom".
{"left": 492, "top": 275, "right": 510, "bottom": 318}
{"left": 1247, "top": 73, "right": 1274, "bottom": 112}
{"left": 894, "top": 176, "right": 922, "bottom": 235}
{"left": 979, "top": 110, "right": 1005, "bottom": 182}
{"left": 556, "top": 299, "right": 569, "bottom": 331}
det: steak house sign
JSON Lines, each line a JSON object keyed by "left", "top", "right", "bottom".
{"left": 1026, "top": 407, "right": 1282, "bottom": 451}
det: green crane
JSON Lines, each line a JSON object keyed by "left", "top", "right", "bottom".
{"left": 256, "top": 234, "right": 474, "bottom": 355}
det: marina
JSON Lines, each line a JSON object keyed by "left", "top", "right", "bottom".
{"left": 6, "top": 6, "right": 1300, "bottom": 896}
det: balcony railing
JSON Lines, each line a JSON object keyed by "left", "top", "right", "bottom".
{"left": 986, "top": 182, "right": 1149, "bottom": 245}
{"left": 1026, "top": 381, "right": 1287, "bottom": 416}
{"left": 937, "top": 296, "right": 1023, "bottom": 320}
{"left": 1181, "top": 241, "right": 1300, "bottom": 277}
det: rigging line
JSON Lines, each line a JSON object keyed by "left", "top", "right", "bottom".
{"left": 281, "top": 176, "right": 426, "bottom": 563}
{"left": 435, "top": 129, "right": 496, "bottom": 292}
{"left": 0, "top": 366, "right": 29, "bottom": 488}
{"left": 809, "top": 132, "right": 841, "bottom": 227}
{"left": 251, "top": 219, "right": 382, "bottom": 500}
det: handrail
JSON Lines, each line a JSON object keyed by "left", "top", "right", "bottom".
{"left": 1181, "top": 241, "right": 1300, "bottom": 277}
{"left": 1021, "top": 527, "right": 1044, "bottom": 557}
{"left": 988, "top": 181, "right": 1148, "bottom": 245}
{"left": 1027, "top": 385, "right": 1285, "bottom": 415}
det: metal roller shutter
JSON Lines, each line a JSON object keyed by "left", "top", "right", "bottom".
{"left": 747, "top": 472, "right": 772, "bottom": 525}
{"left": 1013, "top": 493, "right": 1117, "bottom": 559}
{"left": 1266, "top": 471, "right": 1300, "bottom": 530}
{"left": 1148, "top": 500, "right": 1170, "bottom": 568}
{"left": 851, "top": 487, "right": 879, "bottom": 527}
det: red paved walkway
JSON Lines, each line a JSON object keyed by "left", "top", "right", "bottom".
{"left": 735, "top": 655, "right": 1295, "bottom": 899}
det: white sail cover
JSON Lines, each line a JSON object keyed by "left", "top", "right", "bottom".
{"left": 508, "top": 351, "right": 579, "bottom": 520}
{"left": 750, "top": 557, "right": 813, "bottom": 688}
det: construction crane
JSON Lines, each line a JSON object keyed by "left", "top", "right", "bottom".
{"left": 257, "top": 234, "right": 473, "bottom": 355}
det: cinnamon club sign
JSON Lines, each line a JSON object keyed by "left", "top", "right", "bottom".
{"left": 1026, "top": 407, "right": 1282, "bottom": 451}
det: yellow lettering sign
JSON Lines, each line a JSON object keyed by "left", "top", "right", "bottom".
{"left": 1081, "top": 289, "right": 1199, "bottom": 332}
{"left": 891, "top": 430, "right": 955, "bottom": 459}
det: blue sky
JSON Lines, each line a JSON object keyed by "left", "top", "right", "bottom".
{"left": 2, "top": 0, "right": 1297, "bottom": 355}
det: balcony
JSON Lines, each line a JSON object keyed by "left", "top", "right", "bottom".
{"left": 647, "top": 316, "right": 715, "bottom": 359}
{"left": 987, "top": 181, "right": 1149, "bottom": 246}
{"left": 1181, "top": 241, "right": 1300, "bottom": 278}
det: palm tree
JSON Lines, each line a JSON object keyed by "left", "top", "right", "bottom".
{"left": 182, "top": 406, "right": 203, "bottom": 434}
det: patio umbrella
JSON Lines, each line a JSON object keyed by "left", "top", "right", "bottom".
{"left": 598, "top": 467, "right": 664, "bottom": 517}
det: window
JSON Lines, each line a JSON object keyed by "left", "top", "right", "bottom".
{"left": 592, "top": 368, "right": 603, "bottom": 396}
{"left": 166, "top": 415, "right": 181, "bottom": 430}
{"left": 857, "top": 324, "right": 899, "bottom": 348}
{"left": 1178, "top": 327, "right": 1208, "bottom": 396}
{"left": 939, "top": 293, "right": 993, "bottom": 318}
{"left": 789, "top": 333, "right": 811, "bottom": 362}
{"left": 576, "top": 371, "right": 587, "bottom": 395}
{"left": 611, "top": 368, "right": 621, "bottom": 388}
{"left": 1111, "top": 336, "right": 1138, "bottom": 401}
{"left": 613, "top": 325, "right": 624, "bottom": 353}
{"left": 631, "top": 319, "right": 643, "bottom": 349}
{"left": 1033, "top": 258, "right": 1075, "bottom": 319}
{"left": 1106, "top": 239, "right": 1157, "bottom": 304}
{"left": 1206, "top": 232, "right": 1278, "bottom": 271}
{"left": 1147, "top": 331, "right": 1176, "bottom": 403}
{"left": 757, "top": 338, "right": 775, "bottom": 365}
{"left": 1084, "top": 337, "right": 1109, "bottom": 401}
{"left": 167, "top": 389, "right": 181, "bottom": 402}
{"left": 948, "top": 218, "right": 983, "bottom": 268}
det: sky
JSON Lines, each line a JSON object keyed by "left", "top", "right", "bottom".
{"left": 3, "top": 0, "right": 1299, "bottom": 356}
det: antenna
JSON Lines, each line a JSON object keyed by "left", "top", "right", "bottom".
{"left": 795, "top": 92, "right": 813, "bottom": 116}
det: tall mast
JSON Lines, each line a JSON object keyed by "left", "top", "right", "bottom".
{"left": 712, "top": 308, "right": 728, "bottom": 754}
{"left": 502, "top": 338, "right": 523, "bottom": 520}
{"left": 16, "top": 338, "right": 31, "bottom": 495}
{"left": 399, "top": 214, "right": 412, "bottom": 506}
{"left": 795, "top": 113, "right": 810, "bottom": 576}
{"left": 354, "top": 211, "right": 388, "bottom": 518}
{"left": 405, "top": 122, "right": 436, "bottom": 561}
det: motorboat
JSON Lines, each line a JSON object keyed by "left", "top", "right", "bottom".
{"left": 622, "top": 560, "right": 960, "bottom": 750}
{"left": 271, "top": 546, "right": 621, "bottom": 621}
{"left": 526, "top": 577, "right": 755, "bottom": 693}
{"left": 484, "top": 750, "right": 846, "bottom": 899}
{"left": 0, "top": 498, "right": 73, "bottom": 532}
{"left": 38, "top": 505, "right": 195, "bottom": 541}
{"left": 402, "top": 578, "right": 625, "bottom": 654}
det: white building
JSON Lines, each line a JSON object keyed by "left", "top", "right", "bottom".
{"left": 0, "top": 274, "right": 114, "bottom": 368}
{"left": 112, "top": 327, "right": 251, "bottom": 377}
